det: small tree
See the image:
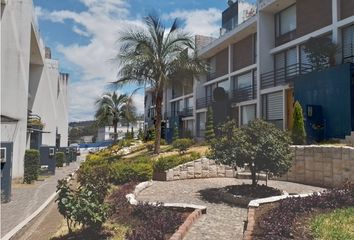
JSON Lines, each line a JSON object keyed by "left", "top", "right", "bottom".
{"left": 304, "top": 37, "right": 339, "bottom": 70}
{"left": 210, "top": 119, "right": 293, "bottom": 185}
{"left": 205, "top": 107, "right": 215, "bottom": 142}
{"left": 55, "top": 152, "right": 65, "bottom": 168}
{"left": 172, "top": 122, "right": 179, "bottom": 142}
{"left": 137, "top": 127, "right": 144, "bottom": 140}
{"left": 292, "top": 101, "right": 307, "bottom": 145}
{"left": 131, "top": 126, "right": 134, "bottom": 139}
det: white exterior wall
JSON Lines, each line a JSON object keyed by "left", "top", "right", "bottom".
{"left": 1, "top": 0, "right": 69, "bottom": 178}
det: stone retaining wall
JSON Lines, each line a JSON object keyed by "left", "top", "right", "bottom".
{"left": 281, "top": 145, "right": 354, "bottom": 187}
{"left": 165, "top": 157, "right": 236, "bottom": 181}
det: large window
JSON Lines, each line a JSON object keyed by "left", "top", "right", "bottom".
{"left": 196, "top": 112, "right": 206, "bottom": 137}
{"left": 241, "top": 104, "right": 256, "bottom": 125}
{"left": 275, "top": 5, "right": 296, "bottom": 37}
{"left": 217, "top": 79, "right": 230, "bottom": 92}
{"left": 234, "top": 71, "right": 253, "bottom": 89}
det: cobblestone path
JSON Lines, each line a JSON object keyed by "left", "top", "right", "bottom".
{"left": 136, "top": 178, "right": 324, "bottom": 240}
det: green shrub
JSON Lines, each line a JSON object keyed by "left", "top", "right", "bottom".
{"left": 144, "top": 128, "right": 155, "bottom": 141}
{"left": 24, "top": 149, "right": 40, "bottom": 184}
{"left": 172, "top": 138, "right": 194, "bottom": 153}
{"left": 146, "top": 141, "right": 154, "bottom": 152}
{"left": 210, "top": 119, "right": 293, "bottom": 185}
{"left": 160, "top": 139, "right": 167, "bottom": 145}
{"left": 292, "top": 101, "right": 307, "bottom": 145}
{"left": 112, "top": 162, "right": 152, "bottom": 184}
{"left": 56, "top": 180, "right": 109, "bottom": 232}
{"left": 55, "top": 152, "right": 65, "bottom": 167}
{"left": 205, "top": 106, "right": 215, "bottom": 142}
{"left": 153, "top": 152, "right": 201, "bottom": 172}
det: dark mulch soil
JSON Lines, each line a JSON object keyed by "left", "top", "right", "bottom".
{"left": 226, "top": 184, "right": 282, "bottom": 198}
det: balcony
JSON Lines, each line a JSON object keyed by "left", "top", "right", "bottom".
{"left": 260, "top": 63, "right": 314, "bottom": 90}
{"left": 196, "top": 96, "right": 213, "bottom": 109}
{"left": 231, "top": 86, "right": 257, "bottom": 103}
{"left": 169, "top": 108, "right": 194, "bottom": 118}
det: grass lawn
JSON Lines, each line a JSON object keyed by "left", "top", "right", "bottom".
{"left": 311, "top": 207, "right": 354, "bottom": 240}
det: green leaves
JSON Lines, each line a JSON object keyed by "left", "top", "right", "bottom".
{"left": 292, "top": 101, "right": 307, "bottom": 145}
{"left": 210, "top": 119, "right": 293, "bottom": 185}
{"left": 23, "top": 149, "right": 40, "bottom": 184}
{"left": 56, "top": 180, "right": 109, "bottom": 231}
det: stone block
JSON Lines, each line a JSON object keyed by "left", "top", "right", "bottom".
{"left": 166, "top": 171, "right": 174, "bottom": 181}
{"left": 180, "top": 171, "right": 188, "bottom": 180}
{"left": 217, "top": 165, "right": 226, "bottom": 174}
{"left": 225, "top": 170, "right": 234, "bottom": 178}
{"left": 201, "top": 170, "right": 209, "bottom": 178}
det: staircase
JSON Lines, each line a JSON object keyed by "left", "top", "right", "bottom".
{"left": 343, "top": 132, "right": 354, "bottom": 146}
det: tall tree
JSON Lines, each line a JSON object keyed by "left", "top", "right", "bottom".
{"left": 114, "top": 14, "right": 206, "bottom": 154}
{"left": 95, "top": 92, "right": 130, "bottom": 141}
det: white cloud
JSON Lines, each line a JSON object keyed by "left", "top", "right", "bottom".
{"left": 37, "top": 0, "right": 143, "bottom": 121}
{"left": 163, "top": 8, "right": 221, "bottom": 37}
{"left": 37, "top": 1, "right": 221, "bottom": 121}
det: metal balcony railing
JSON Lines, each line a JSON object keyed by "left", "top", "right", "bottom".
{"left": 169, "top": 108, "right": 194, "bottom": 118}
{"left": 196, "top": 96, "right": 213, "bottom": 109}
{"left": 231, "top": 86, "right": 256, "bottom": 103}
{"left": 260, "top": 63, "right": 314, "bottom": 90}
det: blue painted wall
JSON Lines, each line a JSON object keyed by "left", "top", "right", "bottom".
{"left": 294, "top": 63, "right": 353, "bottom": 139}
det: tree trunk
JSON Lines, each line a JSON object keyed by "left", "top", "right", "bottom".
{"left": 251, "top": 165, "right": 257, "bottom": 186}
{"left": 113, "top": 122, "right": 118, "bottom": 142}
{"left": 154, "top": 89, "right": 163, "bottom": 154}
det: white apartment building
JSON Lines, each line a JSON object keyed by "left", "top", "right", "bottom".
{"left": 145, "top": 0, "right": 354, "bottom": 142}
{"left": 1, "top": 0, "right": 69, "bottom": 178}
{"left": 97, "top": 121, "right": 144, "bottom": 142}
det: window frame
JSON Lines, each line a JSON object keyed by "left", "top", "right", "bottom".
{"left": 275, "top": 4, "right": 297, "bottom": 38}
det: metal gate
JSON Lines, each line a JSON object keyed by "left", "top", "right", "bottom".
{"left": 1, "top": 142, "right": 13, "bottom": 203}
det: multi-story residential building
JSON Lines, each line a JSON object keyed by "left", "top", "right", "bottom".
{"left": 1, "top": 0, "right": 70, "bottom": 178}
{"left": 96, "top": 121, "right": 144, "bottom": 142}
{"left": 145, "top": 0, "right": 354, "bottom": 143}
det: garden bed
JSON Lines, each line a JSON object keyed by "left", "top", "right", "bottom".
{"left": 199, "top": 184, "right": 283, "bottom": 208}
{"left": 246, "top": 182, "right": 354, "bottom": 240}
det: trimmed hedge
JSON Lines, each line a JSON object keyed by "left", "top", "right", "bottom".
{"left": 112, "top": 162, "right": 152, "bottom": 184}
{"left": 24, "top": 149, "right": 40, "bottom": 184}
{"left": 55, "top": 152, "right": 65, "bottom": 167}
{"left": 153, "top": 152, "right": 201, "bottom": 172}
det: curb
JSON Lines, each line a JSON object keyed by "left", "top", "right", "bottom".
{"left": 1, "top": 164, "right": 80, "bottom": 240}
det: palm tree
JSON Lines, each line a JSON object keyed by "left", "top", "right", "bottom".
{"left": 95, "top": 92, "right": 130, "bottom": 142}
{"left": 114, "top": 14, "right": 206, "bottom": 154}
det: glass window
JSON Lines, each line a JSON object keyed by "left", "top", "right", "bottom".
{"left": 209, "top": 57, "right": 216, "bottom": 74}
{"left": 196, "top": 112, "right": 206, "bottom": 137}
{"left": 217, "top": 79, "right": 230, "bottom": 92}
{"left": 241, "top": 104, "right": 256, "bottom": 125}
{"left": 276, "top": 5, "right": 296, "bottom": 37}
{"left": 186, "top": 97, "right": 193, "bottom": 109}
{"left": 235, "top": 72, "right": 253, "bottom": 89}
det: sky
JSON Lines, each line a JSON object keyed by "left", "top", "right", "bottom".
{"left": 33, "top": 0, "right": 255, "bottom": 122}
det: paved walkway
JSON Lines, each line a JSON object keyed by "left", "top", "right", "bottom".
{"left": 136, "top": 178, "right": 324, "bottom": 240}
{"left": 1, "top": 156, "right": 84, "bottom": 238}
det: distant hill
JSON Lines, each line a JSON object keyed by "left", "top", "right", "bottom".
{"left": 69, "top": 120, "right": 96, "bottom": 128}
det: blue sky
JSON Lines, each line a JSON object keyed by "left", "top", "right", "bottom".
{"left": 33, "top": 0, "right": 255, "bottom": 122}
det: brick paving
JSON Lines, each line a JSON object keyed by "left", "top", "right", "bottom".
{"left": 1, "top": 156, "right": 84, "bottom": 238}
{"left": 136, "top": 178, "right": 324, "bottom": 240}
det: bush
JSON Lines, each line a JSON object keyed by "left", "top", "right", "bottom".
{"left": 205, "top": 106, "right": 215, "bottom": 142}
{"left": 146, "top": 141, "right": 154, "bottom": 152}
{"left": 160, "top": 139, "right": 167, "bottom": 145}
{"left": 210, "top": 119, "right": 293, "bottom": 185}
{"left": 126, "top": 203, "right": 184, "bottom": 240}
{"left": 55, "top": 152, "right": 65, "bottom": 167}
{"left": 257, "top": 182, "right": 354, "bottom": 239}
{"left": 292, "top": 101, "right": 307, "bottom": 145}
{"left": 107, "top": 182, "right": 136, "bottom": 222}
{"left": 112, "top": 162, "right": 152, "bottom": 184}
{"left": 56, "top": 180, "right": 109, "bottom": 232}
{"left": 144, "top": 128, "right": 155, "bottom": 141}
{"left": 77, "top": 160, "right": 112, "bottom": 203}
{"left": 24, "top": 149, "right": 40, "bottom": 184}
{"left": 172, "top": 138, "right": 194, "bottom": 154}
{"left": 153, "top": 152, "right": 201, "bottom": 172}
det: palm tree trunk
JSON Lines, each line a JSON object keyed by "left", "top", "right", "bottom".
{"left": 154, "top": 89, "right": 163, "bottom": 154}
{"left": 113, "top": 121, "right": 118, "bottom": 142}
